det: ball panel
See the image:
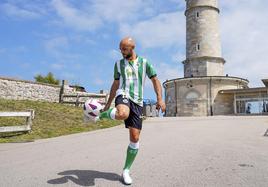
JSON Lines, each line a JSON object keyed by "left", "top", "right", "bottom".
{"left": 88, "top": 103, "right": 97, "bottom": 110}
{"left": 83, "top": 98, "right": 103, "bottom": 118}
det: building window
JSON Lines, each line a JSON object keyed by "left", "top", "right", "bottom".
{"left": 196, "top": 11, "right": 200, "bottom": 18}
{"left": 196, "top": 43, "right": 200, "bottom": 51}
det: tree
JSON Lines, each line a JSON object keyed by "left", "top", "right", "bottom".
{"left": 34, "top": 72, "right": 60, "bottom": 85}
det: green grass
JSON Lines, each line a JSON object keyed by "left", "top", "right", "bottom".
{"left": 0, "top": 99, "right": 122, "bottom": 143}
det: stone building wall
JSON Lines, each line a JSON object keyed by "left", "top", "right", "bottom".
{"left": 214, "top": 93, "right": 234, "bottom": 115}
{"left": 183, "top": 57, "right": 225, "bottom": 77}
{"left": 165, "top": 82, "right": 177, "bottom": 116}
{"left": 177, "top": 82, "right": 208, "bottom": 116}
{"left": 164, "top": 77, "right": 249, "bottom": 116}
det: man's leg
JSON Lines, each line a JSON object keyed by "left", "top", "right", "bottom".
{"left": 122, "top": 101, "right": 143, "bottom": 185}
{"left": 122, "top": 127, "right": 141, "bottom": 185}
{"left": 100, "top": 104, "right": 129, "bottom": 120}
{"left": 123, "top": 127, "right": 140, "bottom": 170}
{"left": 100, "top": 95, "right": 130, "bottom": 120}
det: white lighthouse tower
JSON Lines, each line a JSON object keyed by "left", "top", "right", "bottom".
{"left": 163, "top": 0, "right": 249, "bottom": 116}
{"left": 184, "top": 0, "right": 225, "bottom": 77}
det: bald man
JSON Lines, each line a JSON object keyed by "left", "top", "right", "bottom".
{"left": 98, "top": 37, "right": 165, "bottom": 185}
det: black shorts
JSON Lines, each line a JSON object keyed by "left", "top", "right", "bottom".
{"left": 115, "top": 95, "right": 143, "bottom": 130}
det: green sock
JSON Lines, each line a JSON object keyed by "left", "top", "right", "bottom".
{"left": 100, "top": 108, "right": 114, "bottom": 120}
{"left": 123, "top": 146, "right": 139, "bottom": 170}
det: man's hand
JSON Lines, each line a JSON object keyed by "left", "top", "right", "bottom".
{"left": 151, "top": 76, "right": 166, "bottom": 113}
{"left": 156, "top": 99, "right": 166, "bottom": 113}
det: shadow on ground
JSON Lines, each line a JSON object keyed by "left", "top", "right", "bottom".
{"left": 264, "top": 129, "right": 268, "bottom": 136}
{"left": 47, "top": 170, "right": 121, "bottom": 186}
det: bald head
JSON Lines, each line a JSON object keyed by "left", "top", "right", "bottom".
{"left": 120, "top": 37, "right": 135, "bottom": 49}
{"left": 119, "top": 37, "right": 136, "bottom": 60}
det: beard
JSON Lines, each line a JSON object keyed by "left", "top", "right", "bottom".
{"left": 125, "top": 53, "right": 132, "bottom": 60}
{"left": 122, "top": 51, "right": 133, "bottom": 60}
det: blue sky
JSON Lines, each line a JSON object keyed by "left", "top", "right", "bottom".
{"left": 0, "top": 0, "right": 267, "bottom": 100}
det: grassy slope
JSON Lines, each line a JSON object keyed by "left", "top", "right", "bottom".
{"left": 0, "top": 99, "right": 121, "bottom": 143}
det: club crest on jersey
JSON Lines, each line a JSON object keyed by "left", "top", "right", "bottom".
{"left": 123, "top": 99, "right": 128, "bottom": 103}
{"left": 126, "top": 67, "right": 132, "bottom": 76}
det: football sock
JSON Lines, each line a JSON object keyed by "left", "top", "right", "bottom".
{"left": 123, "top": 141, "right": 139, "bottom": 171}
{"left": 99, "top": 108, "right": 117, "bottom": 120}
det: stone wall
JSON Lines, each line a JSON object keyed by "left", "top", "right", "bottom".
{"left": 0, "top": 76, "right": 107, "bottom": 104}
{"left": 0, "top": 77, "right": 61, "bottom": 102}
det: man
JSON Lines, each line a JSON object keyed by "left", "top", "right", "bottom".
{"left": 98, "top": 37, "right": 166, "bottom": 185}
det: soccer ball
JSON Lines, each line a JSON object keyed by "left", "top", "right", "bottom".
{"left": 83, "top": 99, "right": 103, "bottom": 119}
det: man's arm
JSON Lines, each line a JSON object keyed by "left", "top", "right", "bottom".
{"left": 103, "top": 80, "right": 120, "bottom": 111}
{"left": 150, "top": 76, "right": 166, "bottom": 112}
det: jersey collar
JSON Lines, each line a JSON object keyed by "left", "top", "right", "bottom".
{"left": 125, "top": 55, "right": 139, "bottom": 65}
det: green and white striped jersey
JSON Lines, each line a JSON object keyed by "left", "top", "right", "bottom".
{"left": 114, "top": 56, "right": 157, "bottom": 106}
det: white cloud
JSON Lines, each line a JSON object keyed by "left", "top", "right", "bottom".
{"left": 172, "top": 51, "right": 185, "bottom": 63}
{"left": 0, "top": 3, "right": 41, "bottom": 19}
{"left": 91, "top": 0, "right": 153, "bottom": 23}
{"left": 156, "top": 63, "right": 182, "bottom": 83}
{"left": 44, "top": 36, "right": 69, "bottom": 55}
{"left": 120, "top": 11, "right": 185, "bottom": 49}
{"left": 144, "top": 62, "right": 181, "bottom": 89}
{"left": 70, "top": 35, "right": 96, "bottom": 45}
{"left": 60, "top": 72, "right": 76, "bottom": 81}
{"left": 220, "top": 0, "right": 268, "bottom": 87}
{"left": 108, "top": 49, "right": 122, "bottom": 61}
{"left": 50, "top": 0, "right": 179, "bottom": 33}
{"left": 51, "top": 0, "right": 102, "bottom": 31}
{"left": 51, "top": 63, "right": 64, "bottom": 70}
{"left": 43, "top": 36, "right": 82, "bottom": 64}
{"left": 50, "top": 0, "right": 157, "bottom": 32}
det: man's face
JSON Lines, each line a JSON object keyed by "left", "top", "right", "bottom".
{"left": 120, "top": 45, "right": 133, "bottom": 60}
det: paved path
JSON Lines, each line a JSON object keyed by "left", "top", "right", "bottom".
{"left": 1, "top": 116, "right": 268, "bottom": 187}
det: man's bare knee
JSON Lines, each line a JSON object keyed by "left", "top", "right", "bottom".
{"left": 129, "top": 128, "right": 140, "bottom": 142}
{"left": 115, "top": 104, "right": 129, "bottom": 120}
{"left": 117, "top": 111, "right": 128, "bottom": 120}
{"left": 130, "top": 136, "right": 139, "bottom": 143}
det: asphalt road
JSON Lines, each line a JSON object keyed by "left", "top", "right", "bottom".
{"left": 1, "top": 116, "right": 268, "bottom": 187}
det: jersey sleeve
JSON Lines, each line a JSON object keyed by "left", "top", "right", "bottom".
{"left": 114, "top": 62, "right": 120, "bottom": 80}
{"left": 146, "top": 61, "right": 157, "bottom": 79}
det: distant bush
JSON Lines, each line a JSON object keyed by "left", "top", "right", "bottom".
{"left": 34, "top": 72, "right": 60, "bottom": 85}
